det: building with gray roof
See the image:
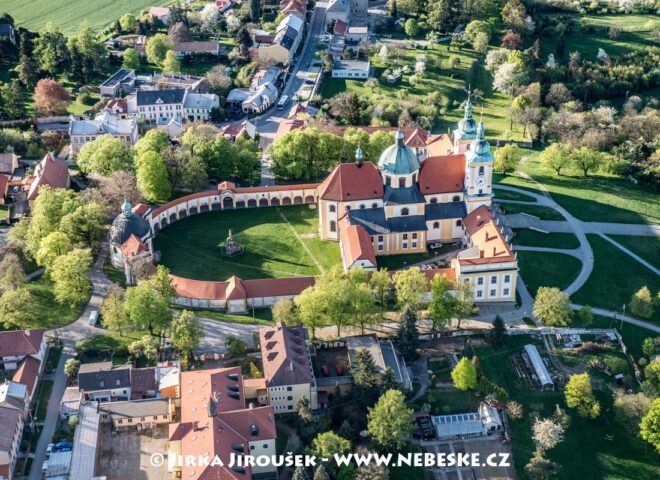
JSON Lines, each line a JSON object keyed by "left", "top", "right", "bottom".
{"left": 69, "top": 112, "right": 138, "bottom": 153}
{"left": 77, "top": 361, "right": 132, "bottom": 402}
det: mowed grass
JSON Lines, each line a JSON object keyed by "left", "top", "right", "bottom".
{"left": 476, "top": 338, "right": 660, "bottom": 480}
{"left": 492, "top": 188, "right": 536, "bottom": 202}
{"left": 516, "top": 250, "right": 582, "bottom": 295}
{"left": 512, "top": 229, "right": 580, "bottom": 250}
{"left": 3, "top": 0, "right": 175, "bottom": 35}
{"left": 23, "top": 275, "right": 86, "bottom": 329}
{"left": 154, "top": 205, "right": 341, "bottom": 281}
{"left": 497, "top": 202, "right": 566, "bottom": 221}
{"left": 573, "top": 235, "right": 660, "bottom": 321}
{"left": 608, "top": 234, "right": 660, "bottom": 269}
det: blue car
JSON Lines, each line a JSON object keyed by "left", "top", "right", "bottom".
{"left": 53, "top": 441, "right": 73, "bottom": 452}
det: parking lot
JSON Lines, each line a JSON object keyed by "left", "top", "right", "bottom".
{"left": 97, "top": 423, "right": 169, "bottom": 480}
{"left": 423, "top": 437, "right": 515, "bottom": 480}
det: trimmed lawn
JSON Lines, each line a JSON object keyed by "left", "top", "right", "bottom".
{"left": 173, "top": 306, "right": 274, "bottom": 326}
{"left": 492, "top": 188, "right": 537, "bottom": 202}
{"left": 4, "top": 0, "right": 175, "bottom": 35}
{"left": 608, "top": 235, "right": 659, "bottom": 269}
{"left": 517, "top": 251, "right": 582, "bottom": 296}
{"left": 24, "top": 275, "right": 86, "bottom": 329}
{"left": 104, "top": 253, "right": 127, "bottom": 288}
{"left": 154, "top": 205, "right": 341, "bottom": 281}
{"left": 573, "top": 235, "right": 660, "bottom": 322}
{"left": 497, "top": 202, "right": 565, "bottom": 221}
{"left": 512, "top": 229, "right": 580, "bottom": 250}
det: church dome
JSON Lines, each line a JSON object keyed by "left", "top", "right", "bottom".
{"left": 469, "top": 121, "right": 493, "bottom": 163}
{"left": 378, "top": 130, "right": 420, "bottom": 175}
{"left": 454, "top": 95, "right": 478, "bottom": 140}
{"left": 109, "top": 201, "right": 151, "bottom": 247}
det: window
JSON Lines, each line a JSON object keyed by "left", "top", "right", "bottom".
{"left": 99, "top": 381, "right": 105, "bottom": 388}
{"left": 403, "top": 234, "right": 408, "bottom": 240}
{"left": 476, "top": 290, "right": 483, "bottom": 298}
{"left": 372, "top": 202, "right": 378, "bottom": 208}
{"left": 430, "top": 197, "right": 437, "bottom": 204}
{"left": 287, "top": 396, "right": 293, "bottom": 401}
{"left": 329, "top": 205, "right": 336, "bottom": 213}
{"left": 491, "top": 276, "right": 497, "bottom": 284}
{"left": 128, "top": 418, "right": 133, "bottom": 423}
{"left": 287, "top": 386, "right": 292, "bottom": 391}
{"left": 412, "top": 233, "right": 417, "bottom": 239}
{"left": 378, "top": 244, "right": 383, "bottom": 251}
{"left": 477, "top": 277, "right": 484, "bottom": 285}
{"left": 479, "top": 189, "right": 483, "bottom": 195}
{"left": 378, "top": 236, "right": 384, "bottom": 242}
{"left": 141, "top": 417, "right": 145, "bottom": 421}
{"left": 250, "top": 445, "right": 255, "bottom": 451}
{"left": 433, "top": 222, "right": 439, "bottom": 229}
{"left": 452, "top": 195, "right": 460, "bottom": 202}
{"left": 118, "top": 419, "right": 123, "bottom": 424}
{"left": 398, "top": 177, "right": 406, "bottom": 188}
{"left": 288, "top": 405, "right": 293, "bottom": 410}
{"left": 401, "top": 208, "right": 409, "bottom": 216}
{"left": 456, "top": 220, "right": 462, "bottom": 227}
{"left": 330, "top": 221, "right": 336, "bottom": 232}
{"left": 360, "top": 204, "right": 366, "bottom": 209}
{"left": 153, "top": 416, "right": 158, "bottom": 420}
{"left": 478, "top": 166, "right": 484, "bottom": 175}
{"left": 385, "top": 176, "right": 391, "bottom": 186}
{"left": 503, "top": 288, "right": 510, "bottom": 296}
{"left": 116, "top": 379, "right": 121, "bottom": 386}
{"left": 504, "top": 275, "right": 511, "bottom": 283}
{"left": 490, "top": 289, "right": 496, "bottom": 297}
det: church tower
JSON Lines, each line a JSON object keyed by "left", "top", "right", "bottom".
{"left": 453, "top": 92, "right": 478, "bottom": 154}
{"left": 464, "top": 118, "right": 494, "bottom": 213}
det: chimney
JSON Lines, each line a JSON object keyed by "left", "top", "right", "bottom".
{"left": 25, "top": 329, "right": 30, "bottom": 336}
{"left": 476, "top": 215, "right": 482, "bottom": 226}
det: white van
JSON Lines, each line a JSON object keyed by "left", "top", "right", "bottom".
{"left": 89, "top": 310, "right": 99, "bottom": 326}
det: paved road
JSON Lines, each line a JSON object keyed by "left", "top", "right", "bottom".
{"left": 505, "top": 214, "right": 660, "bottom": 237}
{"left": 569, "top": 305, "right": 660, "bottom": 334}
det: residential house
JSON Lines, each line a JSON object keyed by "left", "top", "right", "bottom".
{"left": 227, "top": 82, "right": 278, "bottom": 114}
{"left": 0, "top": 382, "right": 28, "bottom": 480}
{"left": 69, "top": 112, "right": 139, "bottom": 153}
{"left": 148, "top": 7, "right": 171, "bottom": 25}
{"left": 127, "top": 89, "right": 219, "bottom": 122}
{"left": 11, "top": 357, "right": 41, "bottom": 403}
{"left": 151, "top": 73, "right": 208, "bottom": 93}
{"left": 251, "top": 66, "right": 283, "bottom": 90}
{"left": 156, "top": 116, "right": 184, "bottom": 138}
{"left": 130, "top": 367, "right": 158, "bottom": 399}
{"left": 105, "top": 98, "right": 129, "bottom": 117}
{"left": 0, "top": 24, "right": 16, "bottom": 46}
{"left": 77, "top": 362, "right": 132, "bottom": 402}
{"left": 331, "top": 60, "right": 370, "bottom": 79}
{"left": 0, "top": 153, "right": 19, "bottom": 176}
{"left": 0, "top": 175, "right": 8, "bottom": 205}
{"left": 345, "top": 25, "right": 368, "bottom": 44}
{"left": 0, "top": 329, "right": 47, "bottom": 372}
{"left": 259, "top": 322, "right": 318, "bottom": 412}
{"left": 172, "top": 41, "right": 220, "bottom": 58}
{"left": 25, "top": 153, "right": 70, "bottom": 205}
{"left": 280, "top": 0, "right": 307, "bottom": 19}
{"left": 326, "top": 0, "right": 349, "bottom": 27}
{"left": 98, "top": 398, "right": 174, "bottom": 429}
{"left": 168, "top": 367, "right": 278, "bottom": 480}
{"left": 99, "top": 68, "right": 136, "bottom": 97}
{"left": 59, "top": 387, "right": 82, "bottom": 419}
{"left": 254, "top": 14, "right": 304, "bottom": 65}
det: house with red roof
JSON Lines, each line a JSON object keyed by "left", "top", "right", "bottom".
{"left": 25, "top": 153, "right": 70, "bottom": 205}
{"left": 0, "top": 329, "right": 47, "bottom": 371}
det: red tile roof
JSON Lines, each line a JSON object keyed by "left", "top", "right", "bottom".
{"left": 334, "top": 20, "right": 348, "bottom": 36}
{"left": 27, "top": 153, "right": 69, "bottom": 201}
{"left": 259, "top": 322, "right": 313, "bottom": 387}
{"left": 132, "top": 203, "right": 150, "bottom": 216}
{"left": 106, "top": 98, "right": 128, "bottom": 113}
{"left": 173, "top": 42, "right": 220, "bottom": 54}
{"left": 340, "top": 224, "right": 376, "bottom": 267}
{"left": 461, "top": 206, "right": 515, "bottom": 265}
{"left": 170, "top": 274, "right": 315, "bottom": 301}
{"left": 242, "top": 378, "right": 266, "bottom": 389}
{"left": 244, "top": 276, "right": 315, "bottom": 298}
{"left": 318, "top": 162, "right": 383, "bottom": 201}
{"left": 121, "top": 234, "right": 148, "bottom": 257}
{"left": 427, "top": 134, "right": 454, "bottom": 156}
{"left": 225, "top": 275, "right": 247, "bottom": 301}
{"left": 418, "top": 154, "right": 465, "bottom": 194}
{"left": 12, "top": 356, "right": 41, "bottom": 397}
{"left": 170, "top": 275, "right": 229, "bottom": 301}
{"left": 0, "top": 174, "right": 8, "bottom": 198}
{"left": 274, "top": 118, "right": 305, "bottom": 142}
{"left": 0, "top": 329, "right": 44, "bottom": 357}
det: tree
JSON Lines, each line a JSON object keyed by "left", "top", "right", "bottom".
{"left": 524, "top": 450, "right": 559, "bottom": 480}
{"left": 545, "top": 83, "right": 572, "bottom": 109}
{"left": 297, "top": 395, "right": 313, "bottom": 423}
{"left": 59, "top": 202, "right": 107, "bottom": 247}
{"left": 120, "top": 13, "right": 137, "bottom": 33}
{"left": 0, "top": 253, "right": 26, "bottom": 292}
{"left": 533, "top": 287, "right": 572, "bottom": 327}
{"left": 578, "top": 305, "right": 593, "bottom": 326}
{"left": 428, "top": 0, "right": 457, "bottom": 33}
{"left": 99, "top": 170, "right": 142, "bottom": 216}
{"left": 101, "top": 288, "right": 130, "bottom": 336}
{"left": 204, "top": 65, "right": 233, "bottom": 95}
{"left": 540, "top": 144, "right": 570, "bottom": 175}
{"left": 393, "top": 267, "right": 428, "bottom": 310}
{"left": 162, "top": 50, "right": 181, "bottom": 73}
{"left": 370, "top": 268, "right": 390, "bottom": 315}
{"left": 507, "top": 400, "right": 524, "bottom": 420}
{"left": 367, "top": 389, "right": 414, "bottom": 450}
{"left": 493, "top": 62, "right": 526, "bottom": 97}
{"left": 129, "top": 335, "right": 159, "bottom": 361}
{"left": 489, "top": 315, "right": 507, "bottom": 347}
{"left": 17, "top": 53, "right": 38, "bottom": 88}
{"left": 473, "top": 32, "right": 489, "bottom": 55}
{"left": 465, "top": 20, "right": 491, "bottom": 44}
{"left": 571, "top": 147, "right": 602, "bottom": 177}
{"left": 250, "top": 0, "right": 261, "bottom": 22}
{"left": 226, "top": 336, "right": 247, "bottom": 358}
{"left": 630, "top": 286, "right": 654, "bottom": 319}
{"left": 33, "top": 25, "right": 68, "bottom": 75}
{"left": 0, "top": 288, "right": 34, "bottom": 328}
{"left": 614, "top": 392, "right": 652, "bottom": 434}
{"left": 136, "top": 151, "right": 172, "bottom": 203}
{"left": 77, "top": 135, "right": 132, "bottom": 176}
{"left": 313, "top": 465, "right": 330, "bottom": 480}
{"left": 50, "top": 248, "right": 93, "bottom": 307}
{"left": 68, "top": 20, "right": 107, "bottom": 80}
{"left": 64, "top": 358, "right": 81, "bottom": 377}
{"left": 428, "top": 273, "right": 455, "bottom": 336}
{"left": 501, "top": 31, "right": 522, "bottom": 50}
{"left": 354, "top": 447, "right": 389, "bottom": 480}
{"left": 125, "top": 280, "right": 171, "bottom": 336}
{"left": 365, "top": 77, "right": 378, "bottom": 93}
{"left": 565, "top": 373, "right": 600, "bottom": 419}
{"left": 395, "top": 307, "right": 419, "bottom": 361}
{"left": 640, "top": 398, "right": 660, "bottom": 453}
{"left": 34, "top": 78, "right": 71, "bottom": 115}
{"left": 351, "top": 348, "right": 379, "bottom": 402}
{"left": 494, "top": 144, "right": 519, "bottom": 174}
{"left": 171, "top": 309, "right": 202, "bottom": 364}
{"left": 532, "top": 418, "right": 564, "bottom": 451}
{"left": 236, "top": 27, "right": 252, "bottom": 55}
{"left": 0, "top": 81, "right": 25, "bottom": 120}
{"left": 35, "top": 231, "right": 71, "bottom": 268}
{"left": 501, "top": 0, "right": 527, "bottom": 33}
{"left": 312, "top": 432, "right": 351, "bottom": 459}
{"left": 642, "top": 338, "right": 656, "bottom": 358}
{"left": 271, "top": 298, "right": 297, "bottom": 324}
{"left": 451, "top": 357, "right": 477, "bottom": 390}
{"left": 122, "top": 48, "right": 140, "bottom": 70}
{"left": 293, "top": 466, "right": 310, "bottom": 480}
{"left": 453, "top": 280, "right": 477, "bottom": 329}
{"left": 404, "top": 19, "right": 419, "bottom": 37}
{"left": 146, "top": 34, "right": 173, "bottom": 65}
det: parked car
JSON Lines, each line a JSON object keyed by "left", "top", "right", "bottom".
{"left": 88, "top": 310, "right": 99, "bottom": 326}
{"left": 46, "top": 443, "right": 54, "bottom": 456}
{"left": 41, "top": 460, "right": 49, "bottom": 474}
{"left": 53, "top": 441, "right": 73, "bottom": 452}
{"left": 304, "top": 79, "right": 314, "bottom": 85}
{"left": 429, "top": 242, "right": 443, "bottom": 250}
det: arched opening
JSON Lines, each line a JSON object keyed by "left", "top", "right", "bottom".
{"left": 259, "top": 198, "right": 269, "bottom": 206}
{"left": 282, "top": 197, "right": 292, "bottom": 205}
{"left": 200, "top": 204, "right": 209, "bottom": 213}
{"left": 189, "top": 206, "right": 198, "bottom": 215}
{"left": 247, "top": 199, "right": 257, "bottom": 207}
{"left": 293, "top": 196, "right": 303, "bottom": 205}
{"left": 161, "top": 217, "right": 169, "bottom": 226}
{"left": 430, "top": 197, "right": 438, "bottom": 204}
{"left": 478, "top": 166, "right": 484, "bottom": 175}
{"left": 330, "top": 221, "right": 336, "bottom": 232}
{"left": 433, "top": 222, "right": 439, "bottom": 229}
{"left": 222, "top": 197, "right": 233, "bottom": 209}
{"left": 153, "top": 222, "right": 160, "bottom": 232}
{"left": 179, "top": 209, "right": 188, "bottom": 219}
{"left": 398, "top": 177, "right": 406, "bottom": 188}
{"left": 401, "top": 207, "right": 409, "bottom": 216}
{"left": 329, "top": 204, "right": 336, "bottom": 213}
{"left": 212, "top": 202, "right": 221, "bottom": 211}
{"left": 359, "top": 204, "right": 366, "bottom": 209}
{"left": 372, "top": 202, "right": 378, "bottom": 208}
{"left": 455, "top": 220, "right": 462, "bottom": 227}
{"left": 452, "top": 195, "right": 460, "bottom": 202}
{"left": 271, "top": 197, "right": 280, "bottom": 206}
{"left": 236, "top": 200, "right": 246, "bottom": 208}
{"left": 305, "top": 195, "right": 314, "bottom": 203}
{"left": 169, "top": 213, "right": 177, "bottom": 223}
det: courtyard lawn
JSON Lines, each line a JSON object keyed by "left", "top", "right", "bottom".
{"left": 154, "top": 205, "right": 341, "bottom": 281}
{"left": 173, "top": 306, "right": 274, "bottom": 326}
{"left": 516, "top": 251, "right": 582, "bottom": 296}
{"left": 475, "top": 338, "right": 660, "bottom": 480}
{"left": 75, "top": 330, "right": 147, "bottom": 366}
{"left": 492, "top": 188, "right": 537, "bottom": 202}
{"left": 608, "top": 234, "right": 660, "bottom": 269}
{"left": 573, "top": 235, "right": 660, "bottom": 322}
{"left": 3, "top": 0, "right": 175, "bottom": 35}
{"left": 512, "top": 229, "right": 580, "bottom": 250}
{"left": 497, "top": 202, "right": 566, "bottom": 221}
{"left": 24, "top": 275, "right": 86, "bottom": 329}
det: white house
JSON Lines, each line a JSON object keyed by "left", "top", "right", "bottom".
{"left": 127, "top": 89, "right": 219, "bottom": 122}
{"left": 69, "top": 111, "right": 139, "bottom": 153}
{"left": 331, "top": 60, "right": 370, "bottom": 79}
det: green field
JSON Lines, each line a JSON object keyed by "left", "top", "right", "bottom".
{"left": 497, "top": 202, "right": 566, "bottom": 221}
{"left": 512, "top": 229, "right": 580, "bottom": 250}
{"left": 608, "top": 235, "right": 660, "bottom": 269}
{"left": 154, "top": 205, "right": 341, "bottom": 281}
{"left": 492, "top": 188, "right": 537, "bottom": 202}
{"left": 573, "top": 235, "right": 660, "bottom": 321}
{"left": 517, "top": 251, "right": 582, "bottom": 295}
{"left": 3, "top": 0, "right": 174, "bottom": 35}
{"left": 23, "top": 275, "right": 87, "bottom": 329}
{"left": 76, "top": 329, "right": 148, "bottom": 366}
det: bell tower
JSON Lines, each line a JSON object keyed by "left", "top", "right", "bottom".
{"left": 453, "top": 90, "right": 478, "bottom": 154}
{"left": 464, "top": 117, "right": 493, "bottom": 213}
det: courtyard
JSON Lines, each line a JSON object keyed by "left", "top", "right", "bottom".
{"left": 96, "top": 423, "right": 169, "bottom": 480}
{"left": 154, "top": 205, "right": 342, "bottom": 281}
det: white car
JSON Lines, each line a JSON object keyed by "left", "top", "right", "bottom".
{"left": 46, "top": 443, "right": 54, "bottom": 456}
{"left": 429, "top": 242, "right": 443, "bottom": 250}
{"left": 320, "top": 35, "right": 331, "bottom": 43}
{"left": 41, "top": 460, "right": 49, "bottom": 474}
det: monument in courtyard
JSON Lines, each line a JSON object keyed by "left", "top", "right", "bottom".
{"left": 223, "top": 229, "right": 244, "bottom": 256}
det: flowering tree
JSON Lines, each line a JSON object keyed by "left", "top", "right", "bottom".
{"left": 532, "top": 418, "right": 565, "bottom": 451}
{"left": 34, "top": 78, "right": 71, "bottom": 115}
